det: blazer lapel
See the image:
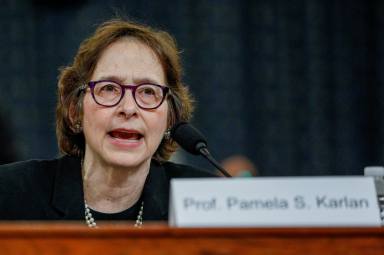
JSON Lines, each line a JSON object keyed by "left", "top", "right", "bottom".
{"left": 141, "top": 160, "right": 169, "bottom": 220}
{"left": 51, "top": 155, "right": 84, "bottom": 219}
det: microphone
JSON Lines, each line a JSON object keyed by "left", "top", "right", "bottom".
{"left": 171, "top": 122, "right": 232, "bottom": 177}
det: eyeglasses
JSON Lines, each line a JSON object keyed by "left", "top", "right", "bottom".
{"left": 82, "top": 80, "right": 169, "bottom": 110}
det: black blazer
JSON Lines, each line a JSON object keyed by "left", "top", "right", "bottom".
{"left": 0, "top": 155, "right": 215, "bottom": 220}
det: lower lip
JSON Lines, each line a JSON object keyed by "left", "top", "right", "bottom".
{"left": 108, "top": 135, "right": 143, "bottom": 149}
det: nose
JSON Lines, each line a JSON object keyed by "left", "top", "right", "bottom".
{"left": 117, "top": 89, "right": 138, "bottom": 118}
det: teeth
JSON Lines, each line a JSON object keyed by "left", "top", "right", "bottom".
{"left": 109, "top": 131, "right": 141, "bottom": 140}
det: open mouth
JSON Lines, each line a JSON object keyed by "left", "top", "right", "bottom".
{"left": 108, "top": 129, "right": 143, "bottom": 141}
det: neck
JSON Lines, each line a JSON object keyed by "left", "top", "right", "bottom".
{"left": 82, "top": 155, "right": 150, "bottom": 213}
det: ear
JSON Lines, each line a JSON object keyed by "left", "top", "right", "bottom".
{"left": 68, "top": 98, "right": 83, "bottom": 131}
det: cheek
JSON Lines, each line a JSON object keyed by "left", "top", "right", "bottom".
{"left": 148, "top": 106, "right": 169, "bottom": 139}
{"left": 82, "top": 97, "right": 106, "bottom": 131}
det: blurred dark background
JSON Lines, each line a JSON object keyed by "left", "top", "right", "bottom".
{"left": 0, "top": 0, "right": 383, "bottom": 176}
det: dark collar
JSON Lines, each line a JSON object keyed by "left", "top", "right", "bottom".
{"left": 51, "top": 156, "right": 169, "bottom": 221}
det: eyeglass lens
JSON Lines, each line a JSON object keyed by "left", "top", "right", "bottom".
{"left": 92, "top": 81, "right": 165, "bottom": 109}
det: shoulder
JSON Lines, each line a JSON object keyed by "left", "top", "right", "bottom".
{"left": 0, "top": 155, "right": 76, "bottom": 188}
{"left": 161, "top": 161, "right": 218, "bottom": 178}
{"left": 0, "top": 158, "right": 58, "bottom": 195}
{"left": 0, "top": 158, "right": 60, "bottom": 213}
{"left": 0, "top": 155, "right": 82, "bottom": 219}
{"left": 0, "top": 158, "right": 56, "bottom": 179}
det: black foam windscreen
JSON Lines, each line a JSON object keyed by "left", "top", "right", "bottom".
{"left": 170, "top": 122, "right": 208, "bottom": 155}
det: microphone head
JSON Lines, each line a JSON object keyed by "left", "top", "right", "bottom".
{"left": 170, "top": 122, "right": 208, "bottom": 155}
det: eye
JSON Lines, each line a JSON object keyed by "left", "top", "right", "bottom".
{"left": 94, "top": 82, "right": 121, "bottom": 96}
{"left": 101, "top": 84, "right": 119, "bottom": 92}
{"left": 137, "top": 85, "right": 160, "bottom": 98}
{"left": 142, "top": 87, "right": 156, "bottom": 96}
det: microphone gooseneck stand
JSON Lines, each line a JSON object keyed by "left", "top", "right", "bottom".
{"left": 171, "top": 122, "right": 232, "bottom": 178}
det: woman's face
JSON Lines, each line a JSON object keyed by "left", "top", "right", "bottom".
{"left": 82, "top": 38, "right": 168, "bottom": 169}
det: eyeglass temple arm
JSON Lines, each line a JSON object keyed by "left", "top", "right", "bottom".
{"left": 76, "top": 84, "right": 88, "bottom": 97}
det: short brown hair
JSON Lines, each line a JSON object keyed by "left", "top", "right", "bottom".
{"left": 56, "top": 19, "right": 193, "bottom": 161}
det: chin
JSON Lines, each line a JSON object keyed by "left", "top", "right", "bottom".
{"left": 106, "top": 152, "right": 151, "bottom": 169}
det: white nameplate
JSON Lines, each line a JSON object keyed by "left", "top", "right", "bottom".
{"left": 169, "top": 177, "right": 381, "bottom": 227}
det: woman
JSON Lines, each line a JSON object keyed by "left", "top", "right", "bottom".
{"left": 0, "top": 19, "right": 215, "bottom": 226}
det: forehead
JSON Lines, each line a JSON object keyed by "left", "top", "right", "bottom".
{"left": 91, "top": 37, "right": 165, "bottom": 84}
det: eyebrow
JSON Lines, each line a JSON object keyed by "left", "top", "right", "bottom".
{"left": 97, "top": 75, "right": 163, "bottom": 85}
